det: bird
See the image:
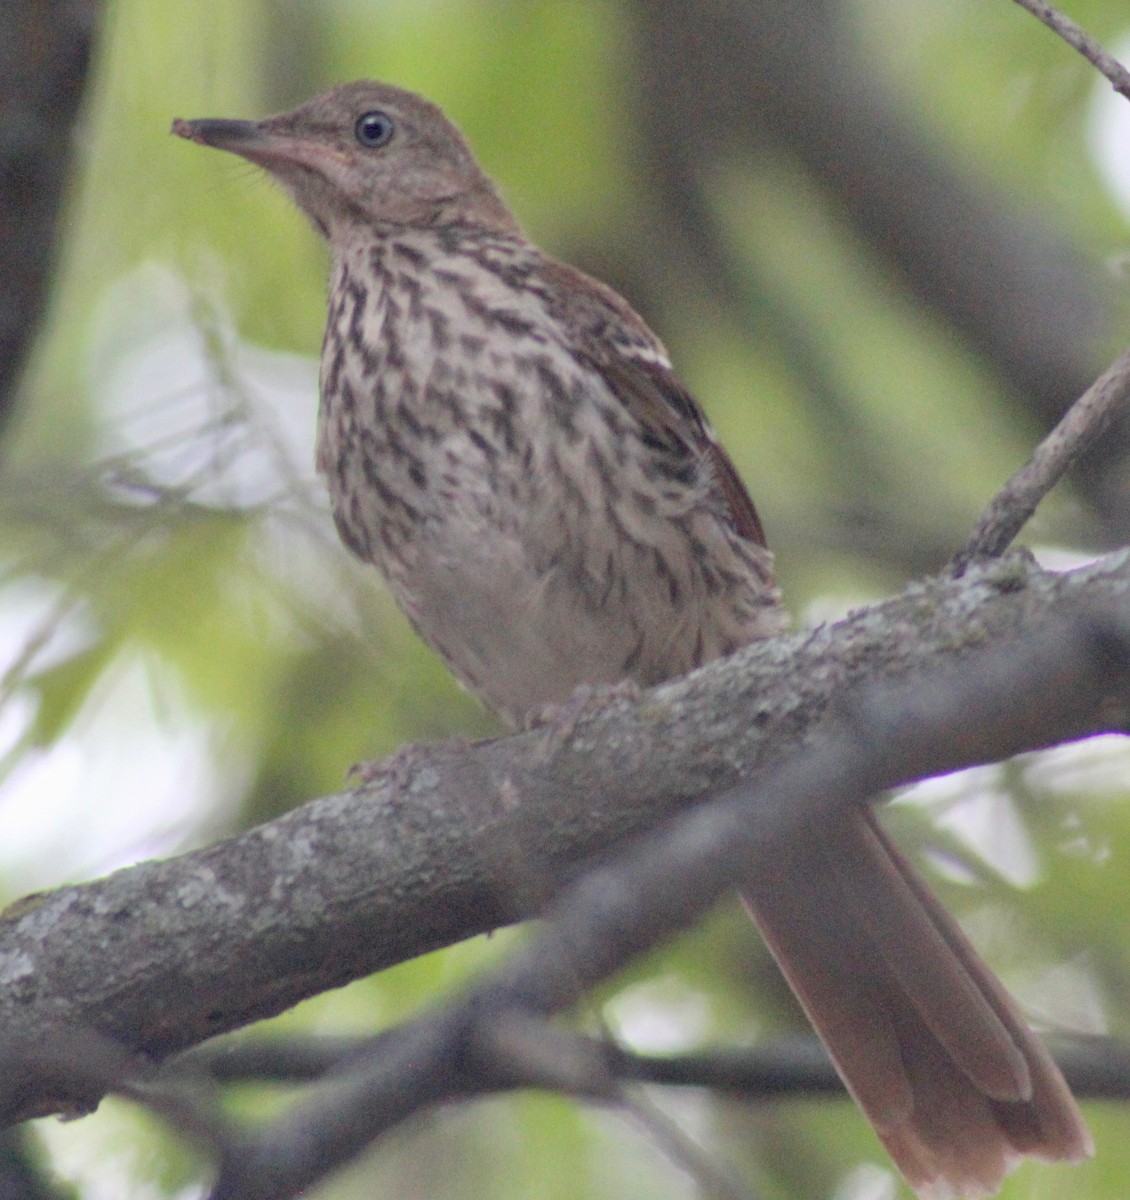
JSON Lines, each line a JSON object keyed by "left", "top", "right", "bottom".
{"left": 172, "top": 80, "right": 1091, "bottom": 1196}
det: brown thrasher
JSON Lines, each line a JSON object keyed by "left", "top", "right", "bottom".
{"left": 173, "top": 81, "right": 1090, "bottom": 1196}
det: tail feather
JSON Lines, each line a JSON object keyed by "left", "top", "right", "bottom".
{"left": 741, "top": 808, "right": 1091, "bottom": 1197}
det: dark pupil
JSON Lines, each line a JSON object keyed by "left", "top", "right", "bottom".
{"left": 355, "top": 111, "right": 393, "bottom": 147}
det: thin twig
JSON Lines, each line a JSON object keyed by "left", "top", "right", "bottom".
{"left": 177, "top": 1030, "right": 1130, "bottom": 1100}
{"left": 951, "top": 346, "right": 1130, "bottom": 573}
{"left": 617, "top": 1091, "right": 761, "bottom": 1200}
{"left": 1011, "top": 0, "right": 1130, "bottom": 100}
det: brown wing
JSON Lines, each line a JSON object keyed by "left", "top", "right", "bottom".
{"left": 538, "top": 258, "right": 769, "bottom": 548}
{"left": 599, "top": 356, "right": 768, "bottom": 548}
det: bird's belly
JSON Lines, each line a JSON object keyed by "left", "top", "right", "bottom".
{"left": 381, "top": 527, "right": 654, "bottom": 725}
{"left": 377, "top": 509, "right": 778, "bottom": 727}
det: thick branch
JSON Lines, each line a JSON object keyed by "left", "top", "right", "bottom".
{"left": 1, "top": 552, "right": 1129, "bottom": 1127}
{"left": 206, "top": 586, "right": 1130, "bottom": 1199}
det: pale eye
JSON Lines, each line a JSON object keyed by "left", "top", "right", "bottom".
{"left": 354, "top": 110, "right": 395, "bottom": 148}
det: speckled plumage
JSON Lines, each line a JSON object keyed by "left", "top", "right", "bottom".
{"left": 315, "top": 221, "right": 781, "bottom": 722}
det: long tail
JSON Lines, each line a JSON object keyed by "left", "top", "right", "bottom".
{"left": 740, "top": 808, "right": 1091, "bottom": 1197}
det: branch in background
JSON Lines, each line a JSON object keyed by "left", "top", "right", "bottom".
{"left": 1011, "top": 0, "right": 1130, "bottom": 100}
{"left": 952, "top": 345, "right": 1130, "bottom": 571}
{"left": 178, "top": 1030, "right": 1130, "bottom": 1103}
{"left": 628, "top": 159, "right": 913, "bottom": 531}
{"left": 0, "top": 1, "right": 102, "bottom": 430}
{"left": 626, "top": 1035, "right": 1130, "bottom": 1103}
{"left": 627, "top": 0, "right": 1129, "bottom": 537}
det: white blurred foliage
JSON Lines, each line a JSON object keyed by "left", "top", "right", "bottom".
{"left": 89, "top": 260, "right": 320, "bottom": 508}
{"left": 0, "top": 646, "right": 251, "bottom": 891}
{"left": 34, "top": 1100, "right": 208, "bottom": 1200}
{"left": 1088, "top": 32, "right": 1130, "bottom": 225}
{"left": 0, "top": 264, "right": 330, "bottom": 891}
{"left": 1024, "top": 732, "right": 1130, "bottom": 802}
{"left": 603, "top": 975, "right": 718, "bottom": 1054}
{"left": 831, "top": 1162, "right": 898, "bottom": 1200}
{"left": 900, "top": 765, "right": 1040, "bottom": 888}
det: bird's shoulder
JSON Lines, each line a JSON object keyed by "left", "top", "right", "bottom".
{"left": 533, "top": 257, "right": 768, "bottom": 548}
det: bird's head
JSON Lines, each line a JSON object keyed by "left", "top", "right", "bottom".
{"left": 172, "top": 81, "right": 520, "bottom": 243}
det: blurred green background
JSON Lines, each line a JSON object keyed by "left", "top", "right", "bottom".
{"left": 4, "top": 0, "right": 1130, "bottom": 1196}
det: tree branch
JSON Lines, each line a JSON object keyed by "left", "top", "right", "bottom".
{"left": 192, "top": 586, "right": 1130, "bottom": 1199}
{"left": 0, "top": 0, "right": 102, "bottom": 429}
{"left": 952, "top": 345, "right": 1130, "bottom": 571}
{"left": 0, "top": 551, "right": 1129, "bottom": 1137}
{"left": 179, "top": 1030, "right": 1130, "bottom": 1102}
{"left": 1011, "top": 0, "right": 1130, "bottom": 100}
